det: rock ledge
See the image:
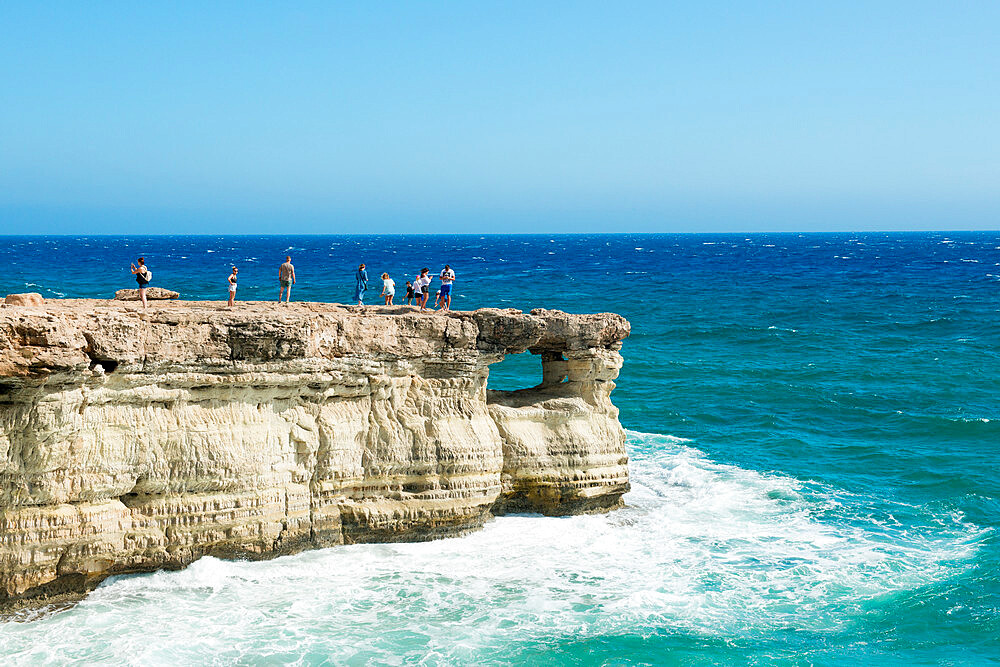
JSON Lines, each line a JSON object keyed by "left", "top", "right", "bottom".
{"left": 114, "top": 287, "right": 179, "bottom": 300}
{"left": 0, "top": 300, "right": 630, "bottom": 610}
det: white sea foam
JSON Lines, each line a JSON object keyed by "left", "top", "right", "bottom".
{"left": 0, "top": 431, "right": 983, "bottom": 664}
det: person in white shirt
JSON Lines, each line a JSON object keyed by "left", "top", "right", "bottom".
{"left": 437, "top": 264, "right": 456, "bottom": 311}
{"left": 415, "top": 267, "right": 433, "bottom": 311}
{"left": 381, "top": 272, "right": 396, "bottom": 305}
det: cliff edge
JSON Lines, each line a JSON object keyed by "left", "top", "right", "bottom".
{"left": 0, "top": 301, "right": 630, "bottom": 608}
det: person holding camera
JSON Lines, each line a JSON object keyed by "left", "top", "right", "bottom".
{"left": 130, "top": 257, "right": 151, "bottom": 309}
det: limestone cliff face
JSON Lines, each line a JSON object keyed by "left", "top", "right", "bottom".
{"left": 0, "top": 301, "right": 629, "bottom": 607}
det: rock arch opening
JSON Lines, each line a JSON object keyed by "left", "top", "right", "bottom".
{"left": 486, "top": 350, "right": 571, "bottom": 395}
{"left": 485, "top": 351, "right": 540, "bottom": 391}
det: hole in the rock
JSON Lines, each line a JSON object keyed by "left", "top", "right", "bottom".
{"left": 89, "top": 359, "right": 119, "bottom": 373}
{"left": 119, "top": 481, "right": 147, "bottom": 508}
{"left": 487, "top": 353, "right": 540, "bottom": 391}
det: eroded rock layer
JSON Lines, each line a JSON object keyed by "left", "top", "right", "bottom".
{"left": 0, "top": 301, "right": 629, "bottom": 607}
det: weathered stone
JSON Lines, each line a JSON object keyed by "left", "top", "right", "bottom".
{"left": 113, "top": 287, "right": 179, "bottom": 301}
{"left": 3, "top": 293, "right": 44, "bottom": 307}
{"left": 0, "top": 300, "right": 630, "bottom": 609}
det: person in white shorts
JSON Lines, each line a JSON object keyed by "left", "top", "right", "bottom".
{"left": 227, "top": 266, "right": 238, "bottom": 308}
{"left": 381, "top": 272, "right": 396, "bottom": 305}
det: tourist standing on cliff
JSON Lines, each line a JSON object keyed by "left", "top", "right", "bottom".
{"left": 381, "top": 272, "right": 395, "bottom": 305}
{"left": 415, "top": 268, "right": 432, "bottom": 311}
{"left": 278, "top": 256, "right": 295, "bottom": 303}
{"left": 355, "top": 264, "right": 369, "bottom": 306}
{"left": 130, "top": 257, "right": 151, "bottom": 309}
{"left": 438, "top": 264, "right": 456, "bottom": 311}
{"left": 227, "top": 266, "right": 238, "bottom": 308}
{"left": 404, "top": 280, "right": 415, "bottom": 305}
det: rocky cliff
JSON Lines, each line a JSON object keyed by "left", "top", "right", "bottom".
{"left": 0, "top": 301, "right": 629, "bottom": 608}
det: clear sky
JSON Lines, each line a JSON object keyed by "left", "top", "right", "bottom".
{"left": 1, "top": 2, "right": 998, "bottom": 234}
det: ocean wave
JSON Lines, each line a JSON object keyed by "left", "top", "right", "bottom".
{"left": 0, "top": 431, "right": 983, "bottom": 664}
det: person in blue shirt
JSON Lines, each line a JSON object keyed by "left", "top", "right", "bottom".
{"left": 355, "top": 263, "right": 369, "bottom": 306}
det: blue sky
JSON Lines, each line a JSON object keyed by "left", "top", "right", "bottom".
{"left": 1, "top": 2, "right": 998, "bottom": 233}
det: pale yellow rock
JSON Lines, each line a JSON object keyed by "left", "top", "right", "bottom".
{"left": 0, "top": 300, "right": 630, "bottom": 608}
{"left": 3, "top": 293, "right": 44, "bottom": 307}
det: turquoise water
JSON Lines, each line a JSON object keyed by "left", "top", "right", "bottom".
{"left": 0, "top": 233, "right": 997, "bottom": 664}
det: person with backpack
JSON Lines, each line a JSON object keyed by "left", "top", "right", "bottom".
{"left": 130, "top": 257, "right": 151, "bottom": 309}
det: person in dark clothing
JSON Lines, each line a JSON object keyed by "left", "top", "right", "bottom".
{"left": 355, "top": 263, "right": 369, "bottom": 305}
{"left": 130, "top": 257, "right": 151, "bottom": 309}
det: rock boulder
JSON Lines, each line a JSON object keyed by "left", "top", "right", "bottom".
{"left": 3, "top": 292, "right": 44, "bottom": 307}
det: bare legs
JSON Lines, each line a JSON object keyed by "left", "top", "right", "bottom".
{"left": 139, "top": 286, "right": 147, "bottom": 309}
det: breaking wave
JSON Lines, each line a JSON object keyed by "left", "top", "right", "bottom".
{"left": 0, "top": 431, "right": 985, "bottom": 664}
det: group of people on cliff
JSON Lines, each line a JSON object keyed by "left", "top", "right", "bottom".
{"left": 129, "top": 255, "right": 456, "bottom": 312}
{"left": 350, "top": 262, "right": 456, "bottom": 311}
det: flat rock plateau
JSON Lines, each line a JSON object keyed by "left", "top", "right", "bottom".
{"left": 0, "top": 300, "right": 630, "bottom": 610}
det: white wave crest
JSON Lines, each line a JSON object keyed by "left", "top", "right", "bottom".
{"left": 0, "top": 431, "right": 984, "bottom": 664}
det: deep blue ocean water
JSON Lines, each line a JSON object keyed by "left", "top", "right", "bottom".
{"left": 0, "top": 233, "right": 998, "bottom": 665}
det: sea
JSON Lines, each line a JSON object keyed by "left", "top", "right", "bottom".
{"left": 0, "top": 233, "right": 997, "bottom": 665}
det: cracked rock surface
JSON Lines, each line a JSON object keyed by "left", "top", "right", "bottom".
{"left": 0, "top": 300, "right": 630, "bottom": 608}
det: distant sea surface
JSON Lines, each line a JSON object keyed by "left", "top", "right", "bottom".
{"left": 1, "top": 233, "right": 998, "bottom": 665}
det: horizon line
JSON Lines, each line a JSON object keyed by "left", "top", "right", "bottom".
{"left": 0, "top": 230, "right": 997, "bottom": 238}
